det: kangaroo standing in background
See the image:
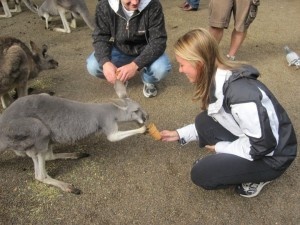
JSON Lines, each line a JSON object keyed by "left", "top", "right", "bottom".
{"left": 0, "top": 36, "right": 58, "bottom": 109}
{"left": 0, "top": 80, "right": 148, "bottom": 194}
{"left": 33, "top": 0, "right": 95, "bottom": 33}
{"left": 0, "top": 0, "right": 37, "bottom": 18}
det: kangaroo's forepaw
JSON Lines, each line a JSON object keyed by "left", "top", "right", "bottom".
{"left": 68, "top": 184, "right": 81, "bottom": 195}
{"left": 140, "top": 125, "right": 147, "bottom": 133}
{"left": 77, "top": 152, "right": 90, "bottom": 159}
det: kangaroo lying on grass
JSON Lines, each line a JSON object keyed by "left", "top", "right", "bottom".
{"left": 0, "top": 80, "right": 148, "bottom": 194}
{"left": 32, "top": 0, "right": 95, "bottom": 33}
{"left": 0, "top": 36, "right": 58, "bottom": 109}
{"left": 0, "top": 0, "right": 37, "bottom": 18}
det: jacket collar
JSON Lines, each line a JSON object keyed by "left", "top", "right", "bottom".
{"left": 224, "top": 65, "right": 260, "bottom": 88}
{"left": 108, "top": 0, "right": 152, "bottom": 13}
{"left": 207, "top": 65, "right": 260, "bottom": 115}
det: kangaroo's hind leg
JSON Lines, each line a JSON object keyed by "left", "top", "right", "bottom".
{"left": 12, "top": 117, "right": 82, "bottom": 194}
{"left": 0, "top": 0, "right": 12, "bottom": 18}
{"left": 69, "top": 12, "right": 78, "bottom": 29}
{"left": 26, "top": 150, "right": 81, "bottom": 194}
{"left": 15, "top": 81, "right": 28, "bottom": 98}
{"left": 10, "top": 0, "right": 21, "bottom": 12}
{"left": 1, "top": 93, "right": 14, "bottom": 109}
{"left": 44, "top": 145, "right": 89, "bottom": 161}
{"left": 54, "top": 6, "right": 71, "bottom": 33}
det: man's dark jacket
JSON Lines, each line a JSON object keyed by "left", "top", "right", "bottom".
{"left": 92, "top": 0, "right": 167, "bottom": 70}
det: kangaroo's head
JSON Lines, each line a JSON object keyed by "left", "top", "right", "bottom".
{"left": 30, "top": 41, "right": 58, "bottom": 75}
{"left": 112, "top": 80, "right": 149, "bottom": 124}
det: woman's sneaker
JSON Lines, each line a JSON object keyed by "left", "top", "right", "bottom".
{"left": 143, "top": 82, "right": 157, "bottom": 98}
{"left": 235, "top": 181, "right": 271, "bottom": 198}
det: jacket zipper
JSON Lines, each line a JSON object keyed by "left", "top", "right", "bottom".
{"left": 126, "top": 21, "right": 129, "bottom": 38}
{"left": 116, "top": 11, "right": 141, "bottom": 40}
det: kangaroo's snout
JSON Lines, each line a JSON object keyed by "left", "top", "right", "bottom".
{"left": 142, "top": 112, "right": 149, "bottom": 123}
{"left": 49, "top": 59, "right": 59, "bottom": 69}
{"left": 136, "top": 109, "right": 149, "bottom": 124}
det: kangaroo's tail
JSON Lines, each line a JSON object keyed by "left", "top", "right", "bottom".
{"left": 22, "top": 0, "right": 38, "bottom": 14}
{"left": 76, "top": 3, "right": 95, "bottom": 31}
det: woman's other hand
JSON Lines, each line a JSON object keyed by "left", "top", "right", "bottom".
{"left": 205, "top": 145, "right": 216, "bottom": 152}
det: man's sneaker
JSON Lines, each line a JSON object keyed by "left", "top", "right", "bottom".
{"left": 143, "top": 82, "right": 157, "bottom": 98}
{"left": 235, "top": 181, "right": 271, "bottom": 198}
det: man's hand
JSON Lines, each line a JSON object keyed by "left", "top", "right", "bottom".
{"left": 103, "top": 61, "right": 117, "bottom": 84}
{"left": 116, "top": 62, "right": 138, "bottom": 82}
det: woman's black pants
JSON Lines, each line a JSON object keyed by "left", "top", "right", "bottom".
{"left": 191, "top": 111, "right": 285, "bottom": 190}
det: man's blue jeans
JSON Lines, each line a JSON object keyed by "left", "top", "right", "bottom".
{"left": 188, "top": 0, "right": 200, "bottom": 9}
{"left": 86, "top": 48, "right": 171, "bottom": 84}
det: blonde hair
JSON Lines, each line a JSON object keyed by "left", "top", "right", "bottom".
{"left": 174, "top": 28, "right": 241, "bottom": 110}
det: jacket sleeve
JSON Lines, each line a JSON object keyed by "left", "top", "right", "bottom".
{"left": 216, "top": 84, "right": 278, "bottom": 160}
{"left": 133, "top": 1, "right": 167, "bottom": 69}
{"left": 176, "top": 124, "right": 199, "bottom": 145}
{"left": 215, "top": 136, "right": 253, "bottom": 160}
{"left": 92, "top": 1, "right": 113, "bottom": 66}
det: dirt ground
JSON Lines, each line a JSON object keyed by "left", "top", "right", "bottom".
{"left": 0, "top": 0, "right": 299, "bottom": 224}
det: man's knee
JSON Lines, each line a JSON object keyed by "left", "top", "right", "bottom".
{"left": 86, "top": 61, "right": 98, "bottom": 77}
{"left": 86, "top": 53, "right": 97, "bottom": 76}
{"left": 86, "top": 53, "right": 104, "bottom": 78}
{"left": 150, "top": 54, "right": 172, "bottom": 80}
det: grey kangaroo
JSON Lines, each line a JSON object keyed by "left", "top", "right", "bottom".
{"left": 0, "top": 36, "right": 58, "bottom": 109}
{"left": 0, "top": 80, "right": 148, "bottom": 194}
{"left": 0, "top": 0, "right": 37, "bottom": 18}
{"left": 33, "top": 0, "right": 95, "bottom": 33}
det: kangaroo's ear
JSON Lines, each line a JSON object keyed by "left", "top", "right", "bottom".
{"left": 42, "top": 44, "right": 48, "bottom": 56}
{"left": 114, "top": 80, "right": 128, "bottom": 99}
{"left": 111, "top": 99, "right": 128, "bottom": 110}
{"left": 30, "top": 41, "right": 40, "bottom": 55}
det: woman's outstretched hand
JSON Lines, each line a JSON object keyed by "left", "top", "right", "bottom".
{"left": 160, "top": 130, "right": 180, "bottom": 142}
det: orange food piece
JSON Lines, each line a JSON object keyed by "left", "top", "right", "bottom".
{"left": 147, "top": 123, "right": 162, "bottom": 141}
